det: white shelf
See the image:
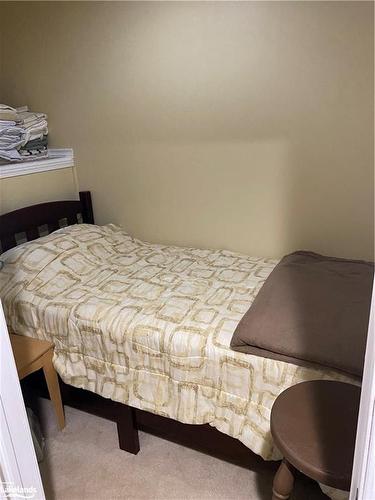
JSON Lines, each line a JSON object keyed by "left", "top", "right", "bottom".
{"left": 0, "top": 149, "right": 74, "bottom": 179}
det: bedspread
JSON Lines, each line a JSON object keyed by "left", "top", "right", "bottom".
{"left": 0, "top": 224, "right": 355, "bottom": 462}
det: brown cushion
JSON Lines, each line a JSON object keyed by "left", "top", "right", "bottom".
{"left": 230, "top": 251, "right": 374, "bottom": 378}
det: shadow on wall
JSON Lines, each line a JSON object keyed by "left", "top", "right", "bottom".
{"left": 88, "top": 138, "right": 294, "bottom": 258}
{"left": 83, "top": 131, "right": 373, "bottom": 261}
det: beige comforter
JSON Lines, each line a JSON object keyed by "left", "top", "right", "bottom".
{"left": 0, "top": 224, "right": 355, "bottom": 462}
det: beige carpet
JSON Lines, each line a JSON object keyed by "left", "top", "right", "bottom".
{"left": 36, "top": 399, "right": 326, "bottom": 500}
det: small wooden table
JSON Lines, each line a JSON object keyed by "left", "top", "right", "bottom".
{"left": 10, "top": 334, "right": 65, "bottom": 430}
{"left": 270, "top": 380, "right": 360, "bottom": 499}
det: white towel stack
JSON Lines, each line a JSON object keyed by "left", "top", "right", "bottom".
{"left": 0, "top": 104, "right": 49, "bottom": 162}
{"left": 0, "top": 105, "right": 25, "bottom": 161}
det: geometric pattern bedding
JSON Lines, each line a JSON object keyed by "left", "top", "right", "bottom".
{"left": 0, "top": 224, "right": 356, "bottom": 463}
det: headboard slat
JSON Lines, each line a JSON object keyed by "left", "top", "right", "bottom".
{"left": 26, "top": 227, "right": 40, "bottom": 241}
{"left": 80, "top": 191, "right": 94, "bottom": 224}
{"left": 67, "top": 214, "right": 78, "bottom": 226}
{"left": 47, "top": 222, "right": 59, "bottom": 233}
{"left": 1, "top": 234, "right": 17, "bottom": 252}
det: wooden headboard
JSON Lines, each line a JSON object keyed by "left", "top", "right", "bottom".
{"left": 0, "top": 191, "right": 94, "bottom": 253}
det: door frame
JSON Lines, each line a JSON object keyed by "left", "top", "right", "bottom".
{"left": 0, "top": 301, "right": 45, "bottom": 499}
{"left": 350, "top": 288, "right": 375, "bottom": 500}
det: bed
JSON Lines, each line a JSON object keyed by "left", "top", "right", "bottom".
{"left": 0, "top": 191, "right": 356, "bottom": 494}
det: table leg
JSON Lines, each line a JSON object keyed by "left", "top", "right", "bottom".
{"left": 272, "top": 459, "right": 295, "bottom": 500}
{"left": 42, "top": 350, "right": 65, "bottom": 430}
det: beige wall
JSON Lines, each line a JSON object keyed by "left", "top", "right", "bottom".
{"left": 1, "top": 1, "right": 373, "bottom": 259}
{"left": 0, "top": 168, "right": 78, "bottom": 214}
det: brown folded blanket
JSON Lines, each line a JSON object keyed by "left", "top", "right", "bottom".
{"left": 230, "top": 251, "right": 374, "bottom": 378}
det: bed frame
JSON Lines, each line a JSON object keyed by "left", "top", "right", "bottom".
{"left": 0, "top": 191, "right": 94, "bottom": 252}
{"left": 0, "top": 191, "right": 278, "bottom": 475}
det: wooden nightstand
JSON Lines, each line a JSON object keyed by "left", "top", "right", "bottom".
{"left": 10, "top": 334, "right": 65, "bottom": 430}
{"left": 270, "top": 380, "right": 360, "bottom": 499}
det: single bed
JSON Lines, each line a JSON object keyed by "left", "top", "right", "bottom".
{"left": 0, "top": 191, "right": 356, "bottom": 490}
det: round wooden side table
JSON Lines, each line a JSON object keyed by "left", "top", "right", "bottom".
{"left": 270, "top": 380, "right": 361, "bottom": 500}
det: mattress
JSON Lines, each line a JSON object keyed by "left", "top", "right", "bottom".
{"left": 0, "top": 223, "right": 355, "bottom": 462}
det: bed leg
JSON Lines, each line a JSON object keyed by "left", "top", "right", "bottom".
{"left": 116, "top": 404, "right": 140, "bottom": 455}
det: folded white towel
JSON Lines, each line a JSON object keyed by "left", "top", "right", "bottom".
{"left": 0, "top": 126, "right": 27, "bottom": 149}
{"left": 23, "top": 122, "right": 48, "bottom": 143}
{"left": 0, "top": 104, "right": 17, "bottom": 112}
{"left": 0, "top": 123, "right": 47, "bottom": 148}
{"left": 0, "top": 105, "right": 49, "bottom": 162}
{"left": 0, "top": 126, "right": 24, "bottom": 136}
{"left": 0, "top": 104, "right": 17, "bottom": 122}
{"left": 0, "top": 120, "right": 16, "bottom": 127}
{"left": 16, "top": 105, "right": 28, "bottom": 114}
{"left": 15, "top": 110, "right": 48, "bottom": 143}
{"left": 22, "top": 117, "right": 46, "bottom": 129}
{"left": 17, "top": 110, "right": 47, "bottom": 126}
{"left": 23, "top": 119, "right": 48, "bottom": 131}
{"left": 0, "top": 148, "right": 23, "bottom": 162}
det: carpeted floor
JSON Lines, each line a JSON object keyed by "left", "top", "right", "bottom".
{"left": 36, "top": 399, "right": 326, "bottom": 500}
